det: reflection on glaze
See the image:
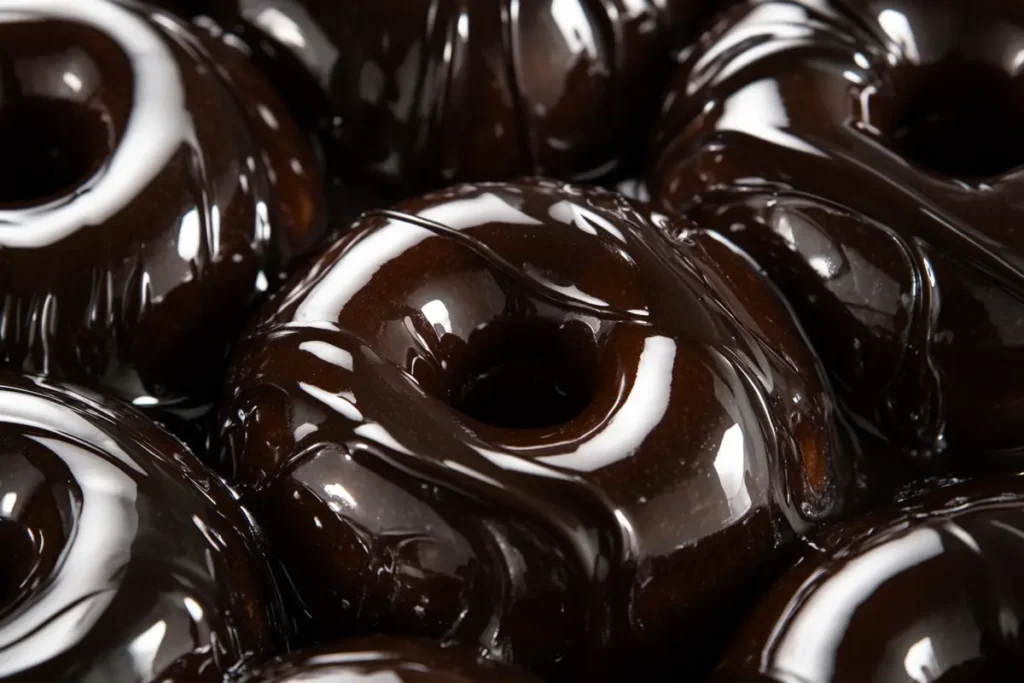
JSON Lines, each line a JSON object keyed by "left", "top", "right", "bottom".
{"left": 237, "top": 636, "right": 539, "bottom": 683}
{"left": 187, "top": 0, "right": 702, "bottom": 189}
{"left": 0, "top": 372, "right": 282, "bottom": 681}
{"left": 0, "top": 0, "right": 323, "bottom": 442}
{"left": 714, "top": 477, "right": 1024, "bottom": 681}
{"left": 217, "top": 179, "right": 849, "bottom": 679}
{"left": 651, "top": 0, "right": 1024, "bottom": 455}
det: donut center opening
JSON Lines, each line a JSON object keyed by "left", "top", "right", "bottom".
{"left": 891, "top": 63, "right": 1024, "bottom": 177}
{"left": 451, "top": 321, "right": 594, "bottom": 430}
{"left": 0, "top": 519, "right": 36, "bottom": 616}
{"left": 0, "top": 97, "right": 111, "bottom": 205}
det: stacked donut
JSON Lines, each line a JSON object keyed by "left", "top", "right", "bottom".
{"left": 0, "top": 0, "right": 1022, "bottom": 681}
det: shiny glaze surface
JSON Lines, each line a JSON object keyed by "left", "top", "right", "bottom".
{"left": 651, "top": 0, "right": 1024, "bottom": 455}
{"left": 714, "top": 476, "right": 1024, "bottom": 682}
{"left": 0, "top": 0, "right": 324, "bottom": 432}
{"left": 189, "top": 0, "right": 701, "bottom": 190}
{"left": 238, "top": 637, "right": 539, "bottom": 683}
{"left": 217, "top": 180, "right": 849, "bottom": 679}
{"left": 0, "top": 372, "right": 283, "bottom": 682}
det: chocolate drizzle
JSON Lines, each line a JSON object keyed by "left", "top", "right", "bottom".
{"left": 651, "top": 0, "right": 1024, "bottom": 454}
{"left": 0, "top": 372, "right": 283, "bottom": 681}
{"left": 218, "top": 179, "right": 849, "bottom": 679}
{"left": 0, "top": 0, "right": 324, "bottom": 438}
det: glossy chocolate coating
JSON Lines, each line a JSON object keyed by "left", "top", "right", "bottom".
{"left": 0, "top": 0, "right": 324, "bottom": 432}
{"left": 238, "top": 637, "right": 539, "bottom": 683}
{"left": 651, "top": 0, "right": 1024, "bottom": 454}
{"left": 0, "top": 372, "right": 283, "bottom": 681}
{"left": 713, "top": 476, "right": 1024, "bottom": 682}
{"left": 217, "top": 179, "right": 849, "bottom": 678}
{"left": 186, "top": 0, "right": 702, "bottom": 190}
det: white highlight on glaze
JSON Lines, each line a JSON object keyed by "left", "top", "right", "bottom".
{"left": 523, "top": 264, "right": 609, "bottom": 307}
{"left": 177, "top": 208, "right": 201, "bottom": 261}
{"left": 714, "top": 423, "right": 752, "bottom": 519}
{"left": 299, "top": 340, "right": 354, "bottom": 371}
{"left": 182, "top": 597, "right": 204, "bottom": 623}
{"left": 0, "top": 492, "right": 16, "bottom": 516}
{"left": 718, "top": 79, "right": 825, "bottom": 157}
{"left": 421, "top": 299, "right": 453, "bottom": 336}
{"left": 538, "top": 335, "right": 676, "bottom": 472}
{"left": 0, "top": 0, "right": 188, "bottom": 248}
{"left": 299, "top": 382, "right": 363, "bottom": 422}
{"left": 243, "top": 0, "right": 340, "bottom": 89}
{"left": 353, "top": 423, "right": 413, "bottom": 455}
{"left": 323, "top": 482, "right": 358, "bottom": 510}
{"left": 127, "top": 620, "right": 167, "bottom": 678}
{"left": 547, "top": 199, "right": 625, "bottom": 241}
{"left": 295, "top": 193, "right": 542, "bottom": 322}
{"left": 768, "top": 528, "right": 944, "bottom": 681}
{"left": 878, "top": 9, "right": 920, "bottom": 62}
{"left": 904, "top": 636, "right": 940, "bottom": 683}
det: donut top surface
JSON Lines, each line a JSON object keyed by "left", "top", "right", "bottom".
{"left": 218, "top": 179, "right": 849, "bottom": 677}
{"left": 0, "top": 372, "right": 283, "bottom": 682}
{"left": 714, "top": 475, "right": 1024, "bottom": 682}
{"left": 0, "top": 0, "right": 323, "bottom": 419}
{"left": 237, "top": 637, "right": 540, "bottom": 683}
{"left": 192, "top": 0, "right": 703, "bottom": 190}
{"left": 651, "top": 0, "right": 1024, "bottom": 454}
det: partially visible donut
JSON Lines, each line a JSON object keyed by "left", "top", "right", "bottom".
{"left": 713, "top": 476, "right": 1024, "bottom": 682}
{"left": 237, "top": 637, "right": 539, "bottom": 683}
{"left": 178, "top": 0, "right": 707, "bottom": 190}
{"left": 0, "top": 0, "right": 324, "bottom": 434}
{"left": 651, "top": 0, "right": 1024, "bottom": 455}
{"left": 0, "top": 372, "right": 283, "bottom": 681}
{"left": 217, "top": 179, "right": 849, "bottom": 679}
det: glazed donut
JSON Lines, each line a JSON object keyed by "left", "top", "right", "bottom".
{"left": 177, "top": 0, "right": 705, "bottom": 190}
{"left": 650, "top": 0, "right": 1024, "bottom": 455}
{"left": 0, "top": 0, "right": 324, "bottom": 432}
{"left": 0, "top": 372, "right": 283, "bottom": 681}
{"left": 237, "top": 637, "right": 539, "bottom": 682}
{"left": 712, "top": 476, "right": 1024, "bottom": 682}
{"left": 217, "top": 180, "right": 849, "bottom": 679}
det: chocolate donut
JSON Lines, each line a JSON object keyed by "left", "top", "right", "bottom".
{"left": 217, "top": 179, "right": 849, "bottom": 678}
{"left": 237, "top": 637, "right": 539, "bottom": 682}
{"left": 0, "top": 372, "right": 283, "bottom": 681}
{"left": 0, "top": 0, "right": 324, "bottom": 434}
{"left": 650, "top": 0, "right": 1024, "bottom": 455}
{"left": 178, "top": 0, "right": 705, "bottom": 190}
{"left": 713, "top": 476, "right": 1024, "bottom": 682}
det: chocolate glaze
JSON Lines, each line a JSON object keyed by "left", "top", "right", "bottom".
{"left": 175, "top": 0, "right": 704, "bottom": 191}
{"left": 713, "top": 476, "right": 1024, "bottom": 682}
{"left": 0, "top": 0, "right": 324, "bottom": 439}
{"left": 237, "top": 637, "right": 539, "bottom": 683}
{"left": 217, "top": 179, "right": 850, "bottom": 679}
{"left": 650, "top": 0, "right": 1024, "bottom": 455}
{"left": 0, "top": 371, "right": 284, "bottom": 681}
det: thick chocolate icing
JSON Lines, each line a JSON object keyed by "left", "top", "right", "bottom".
{"left": 217, "top": 179, "right": 849, "bottom": 678}
{"left": 237, "top": 637, "right": 539, "bottom": 682}
{"left": 650, "top": 0, "right": 1024, "bottom": 455}
{"left": 178, "top": 0, "right": 703, "bottom": 190}
{"left": 713, "top": 476, "right": 1024, "bottom": 682}
{"left": 0, "top": 0, "right": 324, "bottom": 436}
{"left": 0, "top": 372, "right": 283, "bottom": 681}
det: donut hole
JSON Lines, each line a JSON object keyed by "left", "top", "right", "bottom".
{"left": 0, "top": 97, "right": 112, "bottom": 205}
{"left": 0, "top": 519, "right": 38, "bottom": 617}
{"left": 890, "top": 62, "right": 1024, "bottom": 177}
{"left": 451, "top": 320, "right": 595, "bottom": 430}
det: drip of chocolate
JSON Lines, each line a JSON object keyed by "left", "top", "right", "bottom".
{"left": 650, "top": 0, "right": 1024, "bottom": 456}
{"left": 217, "top": 179, "right": 850, "bottom": 679}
